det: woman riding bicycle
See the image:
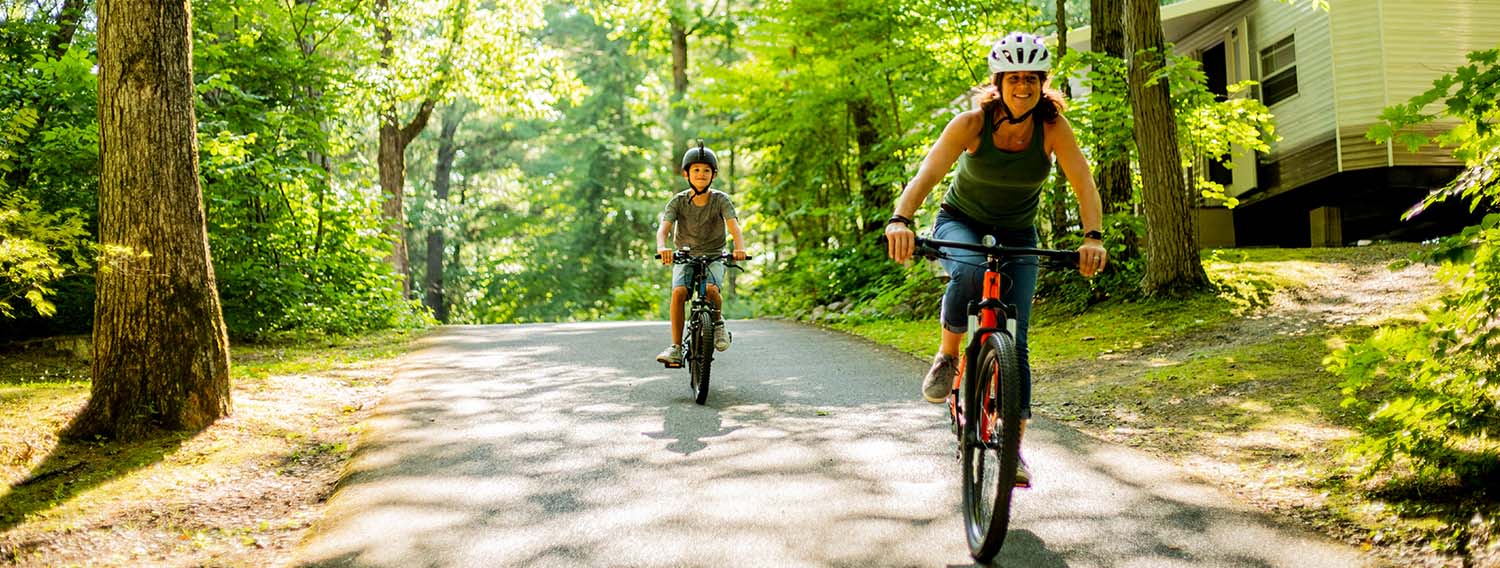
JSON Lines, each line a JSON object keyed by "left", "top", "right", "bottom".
{"left": 883, "top": 32, "right": 1108, "bottom": 485}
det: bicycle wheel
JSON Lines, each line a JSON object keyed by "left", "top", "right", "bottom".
{"left": 961, "top": 331, "right": 1023, "bottom": 562}
{"left": 689, "top": 311, "right": 714, "bottom": 405}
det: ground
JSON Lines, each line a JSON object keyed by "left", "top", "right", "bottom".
{"left": 1033, "top": 250, "right": 1498, "bottom": 568}
{"left": 0, "top": 333, "right": 413, "bottom": 567}
{"left": 3, "top": 248, "right": 1497, "bottom": 567}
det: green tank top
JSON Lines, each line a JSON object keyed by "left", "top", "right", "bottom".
{"left": 940, "top": 107, "right": 1051, "bottom": 229}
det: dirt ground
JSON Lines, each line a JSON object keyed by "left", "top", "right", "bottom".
{"left": 0, "top": 351, "right": 399, "bottom": 567}
{"left": 1037, "top": 257, "right": 1500, "bottom": 568}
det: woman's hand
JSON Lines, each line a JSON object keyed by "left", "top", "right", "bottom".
{"left": 1078, "top": 241, "right": 1107, "bottom": 277}
{"left": 885, "top": 222, "right": 916, "bottom": 263}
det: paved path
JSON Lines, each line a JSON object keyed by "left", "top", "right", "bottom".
{"left": 295, "top": 321, "right": 1378, "bottom": 567}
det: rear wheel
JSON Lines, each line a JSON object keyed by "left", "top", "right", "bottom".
{"left": 688, "top": 311, "right": 714, "bottom": 405}
{"left": 961, "top": 331, "right": 1022, "bottom": 562}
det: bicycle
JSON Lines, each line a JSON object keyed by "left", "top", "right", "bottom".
{"left": 894, "top": 233, "right": 1078, "bottom": 562}
{"left": 656, "top": 249, "right": 750, "bottom": 405}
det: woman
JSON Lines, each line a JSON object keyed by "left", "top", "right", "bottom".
{"left": 883, "top": 32, "right": 1108, "bottom": 485}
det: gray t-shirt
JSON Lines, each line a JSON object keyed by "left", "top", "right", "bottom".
{"left": 662, "top": 188, "right": 738, "bottom": 255}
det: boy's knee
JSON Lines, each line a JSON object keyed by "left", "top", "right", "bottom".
{"left": 706, "top": 284, "right": 721, "bottom": 296}
{"left": 671, "top": 287, "right": 689, "bottom": 300}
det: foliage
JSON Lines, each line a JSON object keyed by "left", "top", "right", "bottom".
{"left": 192, "top": 0, "right": 432, "bottom": 340}
{"left": 0, "top": 194, "right": 88, "bottom": 318}
{"left": 1035, "top": 212, "right": 1145, "bottom": 311}
{"left": 691, "top": 0, "right": 1038, "bottom": 318}
{"left": 1055, "top": 49, "right": 1277, "bottom": 209}
{"left": 0, "top": 8, "right": 101, "bottom": 336}
{"left": 1327, "top": 48, "right": 1500, "bottom": 484}
{"left": 438, "top": 5, "right": 661, "bottom": 324}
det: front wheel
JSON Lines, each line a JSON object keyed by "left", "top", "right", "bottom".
{"left": 688, "top": 311, "right": 714, "bottom": 405}
{"left": 961, "top": 331, "right": 1023, "bottom": 562}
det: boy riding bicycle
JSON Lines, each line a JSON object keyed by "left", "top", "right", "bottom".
{"left": 655, "top": 141, "right": 748, "bottom": 367}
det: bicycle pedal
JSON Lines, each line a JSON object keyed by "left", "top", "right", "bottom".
{"left": 663, "top": 362, "right": 683, "bottom": 369}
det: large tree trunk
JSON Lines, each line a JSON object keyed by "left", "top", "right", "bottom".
{"left": 1128, "top": 0, "right": 1208, "bottom": 296}
{"left": 424, "top": 106, "right": 464, "bottom": 322}
{"left": 1093, "top": 0, "right": 1132, "bottom": 215}
{"left": 72, "top": 0, "right": 231, "bottom": 440}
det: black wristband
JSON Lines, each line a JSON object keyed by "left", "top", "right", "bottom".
{"left": 887, "top": 215, "right": 914, "bottom": 229}
{"left": 1083, "top": 229, "right": 1104, "bottom": 241}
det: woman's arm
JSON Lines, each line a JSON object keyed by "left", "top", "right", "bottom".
{"left": 1048, "top": 117, "right": 1108, "bottom": 277}
{"left": 886, "top": 111, "right": 982, "bottom": 263}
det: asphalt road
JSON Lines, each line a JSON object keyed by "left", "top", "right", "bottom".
{"left": 294, "top": 320, "right": 1377, "bottom": 567}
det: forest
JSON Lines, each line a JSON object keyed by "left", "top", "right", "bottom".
{"left": 3, "top": 0, "right": 1500, "bottom": 563}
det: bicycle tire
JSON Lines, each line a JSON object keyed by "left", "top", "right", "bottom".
{"left": 685, "top": 318, "right": 699, "bottom": 391}
{"left": 690, "top": 311, "right": 714, "bottom": 405}
{"left": 961, "top": 331, "right": 1022, "bottom": 562}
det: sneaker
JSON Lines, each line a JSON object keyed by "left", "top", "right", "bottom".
{"left": 713, "top": 321, "right": 732, "bottom": 352}
{"left": 656, "top": 344, "right": 683, "bottom": 366}
{"left": 921, "top": 353, "right": 959, "bottom": 403}
{"left": 1014, "top": 455, "right": 1032, "bottom": 488}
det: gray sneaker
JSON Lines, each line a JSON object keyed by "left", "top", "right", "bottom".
{"left": 922, "top": 353, "right": 958, "bottom": 403}
{"left": 713, "top": 321, "right": 731, "bottom": 351}
{"left": 1014, "top": 455, "right": 1032, "bottom": 488}
{"left": 656, "top": 344, "right": 683, "bottom": 366}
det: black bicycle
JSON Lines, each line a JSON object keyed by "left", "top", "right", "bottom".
{"left": 895, "top": 234, "right": 1077, "bottom": 562}
{"left": 657, "top": 249, "right": 749, "bottom": 405}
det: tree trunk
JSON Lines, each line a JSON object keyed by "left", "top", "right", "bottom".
{"left": 1093, "top": 0, "right": 1132, "bottom": 214}
{"left": 72, "top": 0, "right": 231, "bottom": 440}
{"left": 670, "top": 15, "right": 689, "bottom": 163}
{"left": 850, "top": 98, "right": 887, "bottom": 235}
{"left": 1048, "top": 0, "right": 1072, "bottom": 246}
{"left": 424, "top": 106, "right": 463, "bottom": 322}
{"left": 375, "top": 0, "right": 438, "bottom": 297}
{"left": 1128, "top": 0, "right": 1208, "bottom": 296}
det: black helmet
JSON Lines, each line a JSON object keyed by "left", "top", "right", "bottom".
{"left": 680, "top": 141, "right": 718, "bottom": 173}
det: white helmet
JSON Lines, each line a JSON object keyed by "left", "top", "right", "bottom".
{"left": 987, "top": 32, "right": 1051, "bottom": 74}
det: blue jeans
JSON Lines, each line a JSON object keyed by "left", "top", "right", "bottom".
{"left": 933, "top": 210, "right": 1039, "bottom": 419}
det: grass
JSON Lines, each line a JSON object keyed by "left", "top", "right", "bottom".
{"left": 831, "top": 243, "right": 1500, "bottom": 565}
{"left": 0, "top": 328, "right": 425, "bottom": 566}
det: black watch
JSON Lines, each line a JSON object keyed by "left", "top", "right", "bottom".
{"left": 1083, "top": 229, "right": 1104, "bottom": 241}
{"left": 887, "top": 214, "right": 914, "bottom": 229}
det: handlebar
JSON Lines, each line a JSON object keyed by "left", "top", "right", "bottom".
{"left": 879, "top": 234, "right": 1079, "bottom": 270}
{"left": 654, "top": 250, "right": 753, "bottom": 267}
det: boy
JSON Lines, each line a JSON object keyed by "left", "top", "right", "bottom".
{"left": 655, "top": 142, "right": 747, "bottom": 366}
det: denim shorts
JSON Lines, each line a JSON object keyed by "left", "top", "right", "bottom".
{"left": 672, "top": 260, "right": 726, "bottom": 290}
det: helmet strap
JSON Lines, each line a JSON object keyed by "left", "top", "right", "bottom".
{"left": 996, "top": 101, "right": 1037, "bottom": 125}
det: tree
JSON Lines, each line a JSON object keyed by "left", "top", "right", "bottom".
{"left": 422, "top": 103, "right": 465, "bottom": 322}
{"left": 368, "top": 0, "right": 569, "bottom": 298}
{"left": 373, "top": 0, "right": 457, "bottom": 297}
{"left": 1127, "top": 0, "right": 1208, "bottom": 296}
{"left": 69, "top": 0, "right": 231, "bottom": 440}
{"left": 1091, "top": 0, "right": 1131, "bottom": 214}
